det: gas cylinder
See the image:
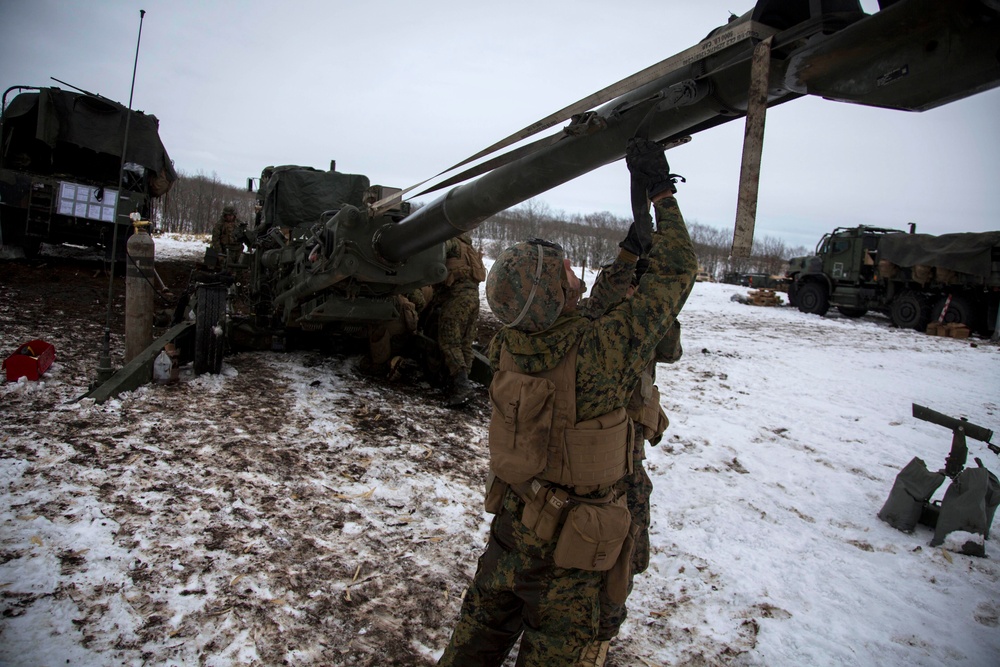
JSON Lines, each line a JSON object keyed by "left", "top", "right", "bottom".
{"left": 125, "top": 217, "right": 155, "bottom": 363}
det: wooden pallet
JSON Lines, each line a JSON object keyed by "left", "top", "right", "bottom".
{"left": 926, "top": 322, "right": 970, "bottom": 339}
{"left": 747, "top": 289, "right": 783, "bottom": 307}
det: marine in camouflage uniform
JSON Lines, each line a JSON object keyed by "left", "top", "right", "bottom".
{"left": 211, "top": 203, "right": 243, "bottom": 255}
{"left": 587, "top": 268, "right": 687, "bottom": 650}
{"left": 436, "top": 233, "right": 486, "bottom": 406}
{"left": 438, "top": 153, "right": 696, "bottom": 665}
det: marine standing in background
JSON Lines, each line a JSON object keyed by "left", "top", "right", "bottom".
{"left": 436, "top": 232, "right": 487, "bottom": 407}
{"left": 438, "top": 138, "right": 696, "bottom": 666}
{"left": 211, "top": 203, "right": 243, "bottom": 255}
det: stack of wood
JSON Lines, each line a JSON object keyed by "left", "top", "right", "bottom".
{"left": 747, "top": 289, "right": 783, "bottom": 307}
{"left": 926, "top": 321, "right": 971, "bottom": 339}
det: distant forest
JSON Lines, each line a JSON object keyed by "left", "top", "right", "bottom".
{"left": 154, "top": 171, "right": 806, "bottom": 279}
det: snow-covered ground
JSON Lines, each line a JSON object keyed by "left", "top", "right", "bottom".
{"left": 2, "top": 234, "right": 998, "bottom": 666}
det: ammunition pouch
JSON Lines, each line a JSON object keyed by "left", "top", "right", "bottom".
{"left": 484, "top": 472, "right": 509, "bottom": 515}
{"left": 487, "top": 371, "right": 556, "bottom": 484}
{"left": 604, "top": 522, "right": 639, "bottom": 604}
{"left": 520, "top": 480, "right": 571, "bottom": 541}
{"left": 553, "top": 494, "right": 631, "bottom": 572}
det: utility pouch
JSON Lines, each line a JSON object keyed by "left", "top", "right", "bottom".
{"left": 484, "top": 472, "right": 509, "bottom": 515}
{"left": 604, "top": 522, "right": 638, "bottom": 604}
{"left": 488, "top": 371, "right": 556, "bottom": 483}
{"left": 553, "top": 495, "right": 631, "bottom": 572}
{"left": 520, "top": 480, "right": 570, "bottom": 541}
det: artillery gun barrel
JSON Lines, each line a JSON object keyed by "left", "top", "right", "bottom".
{"left": 378, "top": 0, "right": 1000, "bottom": 264}
{"left": 377, "top": 18, "right": 768, "bottom": 263}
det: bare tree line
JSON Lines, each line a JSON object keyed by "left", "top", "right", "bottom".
{"left": 473, "top": 199, "right": 809, "bottom": 278}
{"left": 155, "top": 171, "right": 256, "bottom": 234}
{"left": 154, "top": 172, "right": 807, "bottom": 275}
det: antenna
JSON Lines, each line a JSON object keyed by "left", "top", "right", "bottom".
{"left": 96, "top": 9, "right": 147, "bottom": 384}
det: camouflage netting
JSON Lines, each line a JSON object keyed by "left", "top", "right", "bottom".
{"left": 259, "top": 166, "right": 370, "bottom": 231}
{"left": 879, "top": 231, "right": 1000, "bottom": 278}
{"left": 1, "top": 87, "right": 177, "bottom": 193}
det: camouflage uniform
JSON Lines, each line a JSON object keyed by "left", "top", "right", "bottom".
{"left": 211, "top": 205, "right": 242, "bottom": 254}
{"left": 437, "top": 234, "right": 482, "bottom": 378}
{"left": 581, "top": 260, "right": 686, "bottom": 642}
{"left": 439, "top": 197, "right": 696, "bottom": 666}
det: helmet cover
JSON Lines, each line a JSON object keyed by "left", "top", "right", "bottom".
{"left": 486, "top": 239, "right": 566, "bottom": 333}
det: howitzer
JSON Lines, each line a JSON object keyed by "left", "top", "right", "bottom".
{"left": 84, "top": 0, "right": 1000, "bottom": 399}
{"left": 251, "top": 0, "right": 1000, "bottom": 358}
{"left": 912, "top": 403, "right": 994, "bottom": 477}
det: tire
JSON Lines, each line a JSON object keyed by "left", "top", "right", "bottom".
{"left": 930, "top": 294, "right": 980, "bottom": 331}
{"left": 837, "top": 306, "right": 868, "bottom": 318}
{"left": 787, "top": 281, "right": 799, "bottom": 307}
{"left": 194, "top": 285, "right": 227, "bottom": 375}
{"left": 890, "top": 291, "right": 932, "bottom": 330}
{"left": 796, "top": 282, "right": 829, "bottom": 316}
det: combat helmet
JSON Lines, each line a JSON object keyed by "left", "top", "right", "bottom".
{"left": 222, "top": 203, "right": 237, "bottom": 215}
{"left": 486, "top": 239, "right": 566, "bottom": 333}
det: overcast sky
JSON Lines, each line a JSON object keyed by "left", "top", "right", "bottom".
{"left": 2, "top": 0, "right": 998, "bottom": 249}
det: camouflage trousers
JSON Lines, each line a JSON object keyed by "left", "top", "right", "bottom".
{"left": 597, "top": 426, "right": 652, "bottom": 641}
{"left": 439, "top": 491, "right": 602, "bottom": 666}
{"left": 437, "top": 282, "right": 479, "bottom": 377}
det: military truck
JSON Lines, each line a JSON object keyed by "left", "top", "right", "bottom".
{"left": 0, "top": 85, "right": 176, "bottom": 259}
{"left": 785, "top": 225, "right": 1000, "bottom": 334}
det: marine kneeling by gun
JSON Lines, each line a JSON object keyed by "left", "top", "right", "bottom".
{"left": 438, "top": 138, "right": 697, "bottom": 667}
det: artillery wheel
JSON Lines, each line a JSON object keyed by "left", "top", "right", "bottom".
{"left": 796, "top": 283, "right": 829, "bottom": 316}
{"left": 837, "top": 306, "right": 868, "bottom": 318}
{"left": 194, "top": 285, "right": 227, "bottom": 375}
{"left": 890, "top": 291, "right": 932, "bottom": 330}
{"left": 930, "top": 294, "right": 980, "bottom": 332}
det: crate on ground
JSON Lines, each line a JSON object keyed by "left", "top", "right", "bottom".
{"left": 925, "top": 322, "right": 970, "bottom": 339}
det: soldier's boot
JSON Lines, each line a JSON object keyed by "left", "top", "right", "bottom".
{"left": 445, "top": 371, "right": 475, "bottom": 408}
{"left": 577, "top": 640, "right": 610, "bottom": 667}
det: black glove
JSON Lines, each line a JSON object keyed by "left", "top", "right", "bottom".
{"left": 626, "top": 137, "right": 675, "bottom": 200}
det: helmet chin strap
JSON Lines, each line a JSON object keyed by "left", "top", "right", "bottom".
{"left": 507, "top": 242, "right": 545, "bottom": 329}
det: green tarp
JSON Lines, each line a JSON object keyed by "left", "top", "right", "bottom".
{"left": 261, "top": 166, "right": 370, "bottom": 230}
{"left": 879, "top": 231, "right": 1000, "bottom": 279}
{"left": 2, "top": 87, "right": 177, "bottom": 184}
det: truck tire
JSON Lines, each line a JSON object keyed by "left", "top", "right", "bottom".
{"left": 837, "top": 306, "right": 868, "bottom": 318}
{"left": 890, "top": 291, "right": 931, "bottom": 330}
{"left": 796, "top": 283, "right": 829, "bottom": 316}
{"left": 931, "top": 294, "right": 981, "bottom": 332}
{"left": 194, "top": 285, "right": 227, "bottom": 375}
{"left": 787, "top": 281, "right": 799, "bottom": 307}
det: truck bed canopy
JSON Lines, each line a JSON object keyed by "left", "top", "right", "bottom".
{"left": 1, "top": 87, "right": 177, "bottom": 192}
{"left": 879, "top": 232, "right": 1000, "bottom": 278}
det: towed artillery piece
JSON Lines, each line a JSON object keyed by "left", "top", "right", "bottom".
{"left": 90, "top": 0, "right": 1000, "bottom": 396}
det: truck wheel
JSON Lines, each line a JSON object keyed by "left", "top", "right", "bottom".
{"left": 796, "top": 283, "right": 829, "bottom": 316}
{"left": 194, "top": 285, "right": 227, "bottom": 375}
{"left": 931, "top": 294, "right": 981, "bottom": 332}
{"left": 787, "top": 281, "right": 799, "bottom": 307}
{"left": 837, "top": 306, "right": 868, "bottom": 318}
{"left": 890, "top": 291, "right": 931, "bottom": 330}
